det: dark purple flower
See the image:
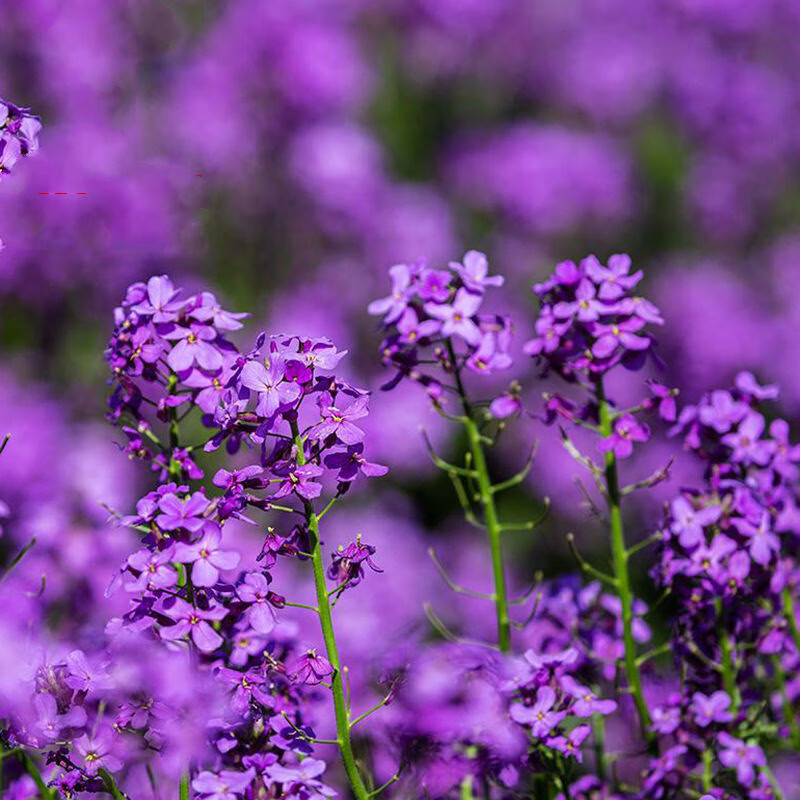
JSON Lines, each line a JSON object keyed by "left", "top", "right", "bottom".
{"left": 323, "top": 444, "right": 388, "bottom": 482}
{"left": 598, "top": 413, "right": 650, "bottom": 459}
{"left": 272, "top": 463, "right": 324, "bottom": 501}
{"left": 291, "top": 650, "right": 333, "bottom": 685}
{"left": 327, "top": 536, "right": 382, "bottom": 588}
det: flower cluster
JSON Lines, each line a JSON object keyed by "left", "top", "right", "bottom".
{"left": 370, "top": 250, "right": 512, "bottom": 400}
{"left": 645, "top": 372, "right": 800, "bottom": 796}
{"left": 0, "top": 98, "right": 41, "bottom": 179}
{"left": 524, "top": 254, "right": 662, "bottom": 381}
{"left": 101, "top": 275, "right": 389, "bottom": 798}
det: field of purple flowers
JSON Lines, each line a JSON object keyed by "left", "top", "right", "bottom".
{"left": 3, "top": 2, "right": 800, "bottom": 799}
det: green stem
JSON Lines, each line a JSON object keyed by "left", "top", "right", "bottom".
{"left": 463, "top": 415, "right": 511, "bottom": 652}
{"left": 782, "top": 588, "right": 800, "bottom": 656}
{"left": 715, "top": 599, "right": 739, "bottom": 712}
{"left": 99, "top": 768, "right": 126, "bottom": 800}
{"left": 772, "top": 655, "right": 800, "bottom": 749}
{"left": 21, "top": 752, "right": 52, "bottom": 799}
{"left": 448, "top": 343, "right": 511, "bottom": 652}
{"left": 292, "top": 425, "right": 370, "bottom": 800}
{"left": 179, "top": 773, "right": 190, "bottom": 800}
{"left": 595, "top": 376, "right": 651, "bottom": 739}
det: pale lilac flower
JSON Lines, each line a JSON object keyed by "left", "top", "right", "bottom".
{"left": 717, "top": 733, "right": 766, "bottom": 787}
{"left": 193, "top": 768, "right": 255, "bottom": 800}
{"left": 424, "top": 288, "right": 483, "bottom": 345}
{"left": 450, "top": 250, "right": 504, "bottom": 294}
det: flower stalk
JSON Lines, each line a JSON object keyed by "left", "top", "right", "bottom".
{"left": 293, "top": 425, "right": 370, "bottom": 800}
{"left": 595, "top": 375, "right": 651, "bottom": 739}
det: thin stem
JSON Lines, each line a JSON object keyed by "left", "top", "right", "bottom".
{"left": 782, "top": 588, "right": 800, "bottom": 656}
{"left": 716, "top": 599, "right": 739, "bottom": 712}
{"left": 447, "top": 343, "right": 511, "bottom": 652}
{"left": 771, "top": 655, "right": 800, "bottom": 749}
{"left": 21, "top": 752, "right": 52, "bottom": 800}
{"left": 179, "top": 773, "right": 190, "bottom": 800}
{"left": 292, "top": 425, "right": 370, "bottom": 800}
{"left": 594, "top": 375, "right": 652, "bottom": 741}
{"left": 98, "top": 768, "right": 126, "bottom": 800}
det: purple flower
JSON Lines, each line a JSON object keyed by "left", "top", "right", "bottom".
{"left": 449, "top": 250, "right": 504, "bottom": 294}
{"left": 489, "top": 392, "right": 523, "bottom": 420}
{"left": 732, "top": 511, "right": 780, "bottom": 566}
{"left": 592, "top": 318, "right": 650, "bottom": 360}
{"left": 173, "top": 526, "right": 240, "bottom": 587}
{"left": 327, "top": 536, "right": 382, "bottom": 588}
{"left": 598, "top": 413, "right": 650, "bottom": 459}
{"left": 721, "top": 412, "right": 773, "bottom": 464}
{"left": 240, "top": 356, "right": 301, "bottom": 418}
{"left": 157, "top": 491, "right": 209, "bottom": 533}
{"left": 584, "top": 253, "right": 643, "bottom": 300}
{"left": 236, "top": 572, "right": 277, "bottom": 634}
{"left": 193, "top": 769, "right": 255, "bottom": 800}
{"left": 669, "top": 497, "right": 722, "bottom": 549}
{"left": 697, "top": 390, "right": 748, "bottom": 433}
{"left": 368, "top": 263, "right": 414, "bottom": 323}
{"left": 290, "top": 650, "right": 333, "bottom": 685}
{"left": 131, "top": 275, "right": 185, "bottom": 323}
{"left": 553, "top": 278, "right": 604, "bottom": 322}
{"left": 272, "top": 463, "right": 324, "bottom": 501}
{"left": 510, "top": 686, "right": 566, "bottom": 738}
{"left": 125, "top": 546, "right": 178, "bottom": 592}
{"left": 691, "top": 691, "right": 733, "bottom": 727}
{"left": 646, "top": 380, "right": 677, "bottom": 422}
{"left": 417, "top": 268, "right": 452, "bottom": 302}
{"left": 73, "top": 729, "right": 123, "bottom": 776}
{"left": 560, "top": 676, "right": 617, "bottom": 716}
{"left": 190, "top": 291, "right": 249, "bottom": 330}
{"left": 717, "top": 733, "right": 766, "bottom": 787}
{"left": 735, "top": 370, "right": 779, "bottom": 401}
{"left": 165, "top": 323, "right": 224, "bottom": 373}
{"left": 546, "top": 724, "right": 591, "bottom": 762}
{"left": 323, "top": 444, "right": 388, "bottom": 482}
{"left": 396, "top": 307, "right": 441, "bottom": 344}
{"left": 160, "top": 598, "right": 227, "bottom": 652}
{"left": 424, "top": 288, "right": 483, "bottom": 346}
{"left": 34, "top": 693, "right": 87, "bottom": 742}
{"left": 307, "top": 392, "right": 369, "bottom": 445}
{"left": 266, "top": 759, "right": 333, "bottom": 796}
